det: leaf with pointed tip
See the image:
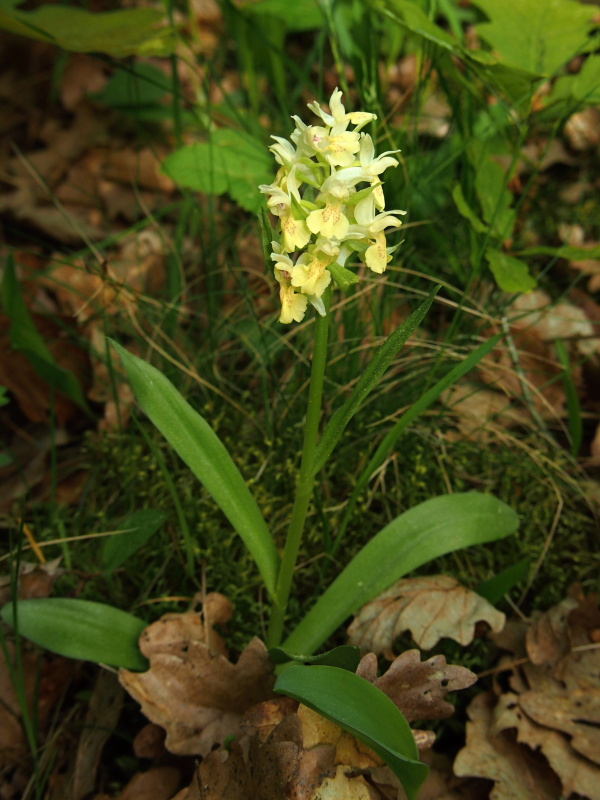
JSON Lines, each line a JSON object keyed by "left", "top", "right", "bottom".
{"left": 1, "top": 598, "right": 148, "bottom": 671}
{"left": 285, "top": 492, "right": 519, "bottom": 655}
{"left": 275, "top": 664, "right": 428, "bottom": 800}
{"left": 110, "top": 342, "right": 279, "bottom": 597}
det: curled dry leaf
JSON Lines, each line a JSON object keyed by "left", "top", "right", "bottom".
{"left": 0, "top": 558, "right": 63, "bottom": 606}
{"left": 348, "top": 575, "right": 505, "bottom": 656}
{"left": 456, "top": 588, "right": 600, "bottom": 800}
{"left": 119, "top": 599, "right": 275, "bottom": 757}
{"left": 357, "top": 650, "right": 477, "bottom": 725}
{"left": 454, "top": 692, "right": 562, "bottom": 800}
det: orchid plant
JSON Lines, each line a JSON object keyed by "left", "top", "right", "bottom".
{"left": 2, "top": 90, "right": 518, "bottom": 799}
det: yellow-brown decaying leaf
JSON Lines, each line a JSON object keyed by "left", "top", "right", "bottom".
{"left": 525, "top": 597, "right": 578, "bottom": 666}
{"left": 310, "top": 765, "right": 380, "bottom": 799}
{"left": 518, "top": 689, "right": 600, "bottom": 766}
{"left": 119, "top": 606, "right": 275, "bottom": 757}
{"left": 297, "top": 705, "right": 382, "bottom": 771}
{"left": 348, "top": 575, "right": 505, "bottom": 655}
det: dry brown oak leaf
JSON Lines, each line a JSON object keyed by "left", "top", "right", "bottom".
{"left": 458, "top": 590, "right": 600, "bottom": 800}
{"left": 348, "top": 575, "right": 505, "bottom": 657}
{"left": 357, "top": 650, "right": 476, "bottom": 726}
{"left": 119, "top": 600, "right": 275, "bottom": 757}
{"left": 492, "top": 691, "right": 600, "bottom": 800}
{"left": 454, "top": 691, "right": 563, "bottom": 800}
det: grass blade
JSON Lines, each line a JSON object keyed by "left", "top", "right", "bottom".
{"left": 331, "top": 333, "right": 503, "bottom": 553}
{"left": 2, "top": 254, "right": 91, "bottom": 414}
{"left": 555, "top": 338, "right": 582, "bottom": 457}
{"left": 284, "top": 492, "right": 519, "bottom": 654}
{"left": 309, "top": 286, "right": 440, "bottom": 478}
{"left": 110, "top": 341, "right": 279, "bottom": 597}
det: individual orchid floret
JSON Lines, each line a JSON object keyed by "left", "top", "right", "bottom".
{"left": 358, "top": 133, "right": 400, "bottom": 210}
{"left": 259, "top": 182, "right": 311, "bottom": 253}
{"left": 306, "top": 168, "right": 364, "bottom": 240}
{"left": 302, "top": 125, "right": 361, "bottom": 168}
{"left": 291, "top": 238, "right": 337, "bottom": 298}
{"left": 350, "top": 194, "right": 406, "bottom": 274}
{"left": 271, "top": 243, "right": 308, "bottom": 324}
{"left": 307, "top": 88, "right": 376, "bottom": 134}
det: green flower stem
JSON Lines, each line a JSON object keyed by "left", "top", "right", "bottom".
{"left": 267, "top": 298, "right": 330, "bottom": 647}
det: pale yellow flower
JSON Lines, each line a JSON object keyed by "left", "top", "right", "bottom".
{"left": 306, "top": 201, "right": 349, "bottom": 240}
{"left": 302, "top": 126, "right": 360, "bottom": 167}
{"left": 276, "top": 276, "right": 308, "bottom": 324}
{"left": 291, "top": 239, "right": 338, "bottom": 297}
{"left": 259, "top": 183, "right": 311, "bottom": 253}
{"left": 349, "top": 194, "right": 405, "bottom": 274}
{"left": 358, "top": 134, "right": 400, "bottom": 210}
{"left": 307, "top": 88, "right": 376, "bottom": 134}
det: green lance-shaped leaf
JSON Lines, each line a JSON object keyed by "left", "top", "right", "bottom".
{"left": 275, "top": 664, "right": 428, "bottom": 800}
{"left": 102, "top": 509, "right": 168, "bottom": 573}
{"left": 110, "top": 342, "right": 279, "bottom": 597}
{"left": 2, "top": 254, "right": 91, "bottom": 413}
{"left": 284, "top": 492, "right": 519, "bottom": 655}
{"left": 1, "top": 598, "right": 148, "bottom": 671}
{"left": 476, "top": 557, "right": 530, "bottom": 605}
{"left": 309, "top": 286, "right": 439, "bottom": 478}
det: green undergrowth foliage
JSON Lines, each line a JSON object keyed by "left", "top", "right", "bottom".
{"left": 23, "top": 403, "right": 594, "bottom": 656}
{"left": 2, "top": 0, "right": 600, "bottom": 793}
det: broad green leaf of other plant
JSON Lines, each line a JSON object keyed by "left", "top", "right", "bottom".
{"left": 468, "top": 142, "right": 515, "bottom": 242}
{"left": 310, "top": 286, "right": 439, "bottom": 477}
{"left": 470, "top": 0, "right": 597, "bottom": 76}
{"left": 275, "top": 665, "right": 428, "bottom": 800}
{"left": 1, "top": 598, "right": 149, "bottom": 671}
{"left": 0, "top": 2, "right": 175, "bottom": 56}
{"left": 162, "top": 129, "right": 272, "bottom": 213}
{"left": 110, "top": 342, "right": 279, "bottom": 598}
{"left": 2, "top": 255, "right": 90, "bottom": 413}
{"left": 485, "top": 250, "right": 536, "bottom": 294}
{"left": 379, "top": 0, "right": 541, "bottom": 106}
{"left": 380, "top": 0, "right": 456, "bottom": 52}
{"left": 284, "top": 492, "right": 519, "bottom": 654}
{"left": 551, "top": 54, "right": 600, "bottom": 105}
{"left": 236, "top": 0, "right": 324, "bottom": 31}
{"left": 452, "top": 184, "right": 489, "bottom": 235}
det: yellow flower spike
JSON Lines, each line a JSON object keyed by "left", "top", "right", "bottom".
{"left": 260, "top": 89, "right": 404, "bottom": 322}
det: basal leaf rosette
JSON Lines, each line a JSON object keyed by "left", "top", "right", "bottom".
{"left": 260, "top": 89, "right": 405, "bottom": 324}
